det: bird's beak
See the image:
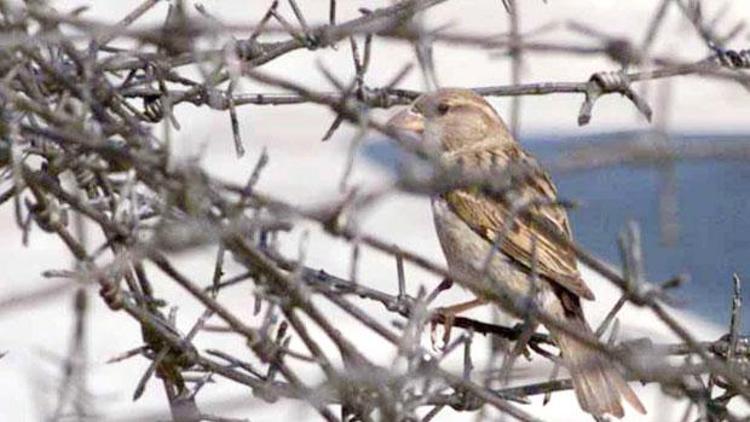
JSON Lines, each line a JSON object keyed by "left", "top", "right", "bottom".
{"left": 386, "top": 108, "right": 424, "bottom": 135}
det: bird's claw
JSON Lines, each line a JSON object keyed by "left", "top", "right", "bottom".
{"left": 429, "top": 307, "right": 456, "bottom": 351}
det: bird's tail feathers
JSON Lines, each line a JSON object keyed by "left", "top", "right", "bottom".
{"left": 551, "top": 315, "right": 646, "bottom": 418}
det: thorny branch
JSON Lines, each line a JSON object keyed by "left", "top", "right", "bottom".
{"left": 0, "top": 0, "right": 748, "bottom": 421}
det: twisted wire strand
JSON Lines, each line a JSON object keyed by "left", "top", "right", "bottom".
{"left": 25, "top": 197, "right": 68, "bottom": 232}
{"left": 578, "top": 70, "right": 652, "bottom": 125}
{"left": 73, "top": 155, "right": 99, "bottom": 191}
{"left": 711, "top": 45, "right": 750, "bottom": 69}
{"left": 591, "top": 71, "right": 632, "bottom": 92}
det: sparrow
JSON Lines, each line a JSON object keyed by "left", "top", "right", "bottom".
{"left": 387, "top": 88, "right": 645, "bottom": 418}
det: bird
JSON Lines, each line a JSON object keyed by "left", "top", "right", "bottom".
{"left": 386, "top": 88, "right": 645, "bottom": 418}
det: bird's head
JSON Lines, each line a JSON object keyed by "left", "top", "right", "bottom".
{"left": 386, "top": 88, "right": 512, "bottom": 152}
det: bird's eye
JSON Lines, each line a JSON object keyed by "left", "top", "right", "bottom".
{"left": 436, "top": 103, "right": 450, "bottom": 115}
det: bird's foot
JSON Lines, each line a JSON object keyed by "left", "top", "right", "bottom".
{"left": 429, "top": 297, "right": 488, "bottom": 351}
{"left": 430, "top": 307, "right": 456, "bottom": 351}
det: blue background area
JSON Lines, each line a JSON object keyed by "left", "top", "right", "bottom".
{"left": 363, "top": 133, "right": 750, "bottom": 328}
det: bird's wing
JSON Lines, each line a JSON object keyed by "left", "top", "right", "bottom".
{"left": 442, "top": 146, "right": 595, "bottom": 300}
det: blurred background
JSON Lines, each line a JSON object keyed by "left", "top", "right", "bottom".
{"left": 1, "top": 0, "right": 749, "bottom": 420}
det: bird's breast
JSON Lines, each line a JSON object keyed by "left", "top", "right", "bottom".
{"left": 430, "top": 196, "right": 533, "bottom": 301}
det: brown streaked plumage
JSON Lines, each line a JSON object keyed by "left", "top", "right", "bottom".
{"left": 387, "top": 88, "right": 645, "bottom": 418}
